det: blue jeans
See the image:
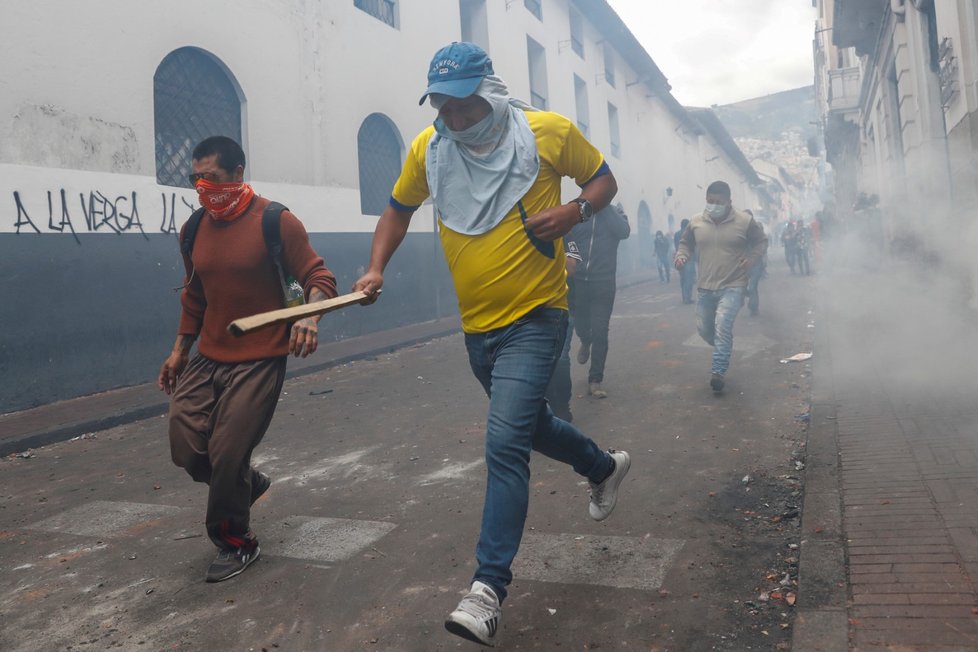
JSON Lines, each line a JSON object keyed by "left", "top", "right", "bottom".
{"left": 464, "top": 307, "right": 612, "bottom": 602}
{"left": 696, "top": 287, "right": 746, "bottom": 376}
{"left": 544, "top": 315, "right": 574, "bottom": 418}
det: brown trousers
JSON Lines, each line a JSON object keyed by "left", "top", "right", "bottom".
{"left": 168, "top": 353, "right": 286, "bottom": 550}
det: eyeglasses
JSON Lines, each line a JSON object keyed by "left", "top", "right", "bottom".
{"left": 188, "top": 171, "right": 219, "bottom": 185}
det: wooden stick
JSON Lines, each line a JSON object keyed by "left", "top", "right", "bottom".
{"left": 227, "top": 291, "right": 373, "bottom": 337}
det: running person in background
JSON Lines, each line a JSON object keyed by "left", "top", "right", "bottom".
{"left": 744, "top": 210, "right": 767, "bottom": 316}
{"left": 653, "top": 230, "right": 672, "bottom": 283}
{"left": 674, "top": 218, "right": 695, "bottom": 304}
{"left": 566, "top": 203, "right": 630, "bottom": 399}
{"left": 675, "top": 181, "right": 767, "bottom": 393}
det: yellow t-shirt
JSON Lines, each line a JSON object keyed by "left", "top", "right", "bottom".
{"left": 391, "top": 111, "right": 607, "bottom": 333}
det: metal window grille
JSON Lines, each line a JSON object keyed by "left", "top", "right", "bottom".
{"left": 154, "top": 48, "right": 241, "bottom": 188}
{"left": 577, "top": 120, "right": 589, "bottom": 138}
{"left": 530, "top": 91, "right": 548, "bottom": 110}
{"left": 358, "top": 114, "right": 403, "bottom": 216}
{"left": 524, "top": 0, "right": 541, "bottom": 20}
{"left": 355, "top": 0, "right": 396, "bottom": 27}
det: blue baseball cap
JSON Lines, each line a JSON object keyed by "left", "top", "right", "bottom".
{"left": 419, "top": 42, "right": 494, "bottom": 106}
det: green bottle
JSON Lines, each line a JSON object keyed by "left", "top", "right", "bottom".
{"left": 285, "top": 275, "right": 305, "bottom": 308}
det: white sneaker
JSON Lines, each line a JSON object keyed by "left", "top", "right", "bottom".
{"left": 589, "top": 450, "right": 631, "bottom": 521}
{"left": 445, "top": 581, "right": 501, "bottom": 647}
{"left": 588, "top": 382, "right": 608, "bottom": 399}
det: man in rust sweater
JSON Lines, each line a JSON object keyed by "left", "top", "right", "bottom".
{"left": 158, "top": 136, "right": 337, "bottom": 583}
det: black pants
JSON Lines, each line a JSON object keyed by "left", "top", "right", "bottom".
{"left": 568, "top": 277, "right": 617, "bottom": 384}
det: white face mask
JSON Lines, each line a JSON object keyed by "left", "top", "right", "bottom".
{"left": 706, "top": 202, "right": 728, "bottom": 218}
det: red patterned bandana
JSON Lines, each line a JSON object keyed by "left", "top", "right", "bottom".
{"left": 196, "top": 179, "right": 255, "bottom": 221}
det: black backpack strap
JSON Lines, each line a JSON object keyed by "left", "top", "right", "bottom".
{"left": 261, "top": 201, "right": 291, "bottom": 296}
{"left": 180, "top": 207, "right": 207, "bottom": 256}
{"left": 261, "top": 201, "right": 288, "bottom": 261}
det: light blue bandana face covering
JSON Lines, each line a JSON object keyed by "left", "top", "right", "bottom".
{"left": 426, "top": 76, "right": 540, "bottom": 236}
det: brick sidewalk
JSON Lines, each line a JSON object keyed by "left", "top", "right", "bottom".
{"left": 796, "top": 262, "right": 978, "bottom": 651}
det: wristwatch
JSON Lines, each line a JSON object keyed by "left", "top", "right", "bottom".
{"left": 572, "top": 198, "right": 594, "bottom": 223}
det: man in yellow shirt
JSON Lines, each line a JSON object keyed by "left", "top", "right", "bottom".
{"left": 354, "top": 42, "right": 631, "bottom": 647}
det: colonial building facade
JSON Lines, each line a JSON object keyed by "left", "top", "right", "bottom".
{"left": 0, "top": 0, "right": 760, "bottom": 410}
{"left": 815, "top": 0, "right": 978, "bottom": 234}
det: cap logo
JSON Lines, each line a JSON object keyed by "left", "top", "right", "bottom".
{"left": 434, "top": 58, "right": 460, "bottom": 75}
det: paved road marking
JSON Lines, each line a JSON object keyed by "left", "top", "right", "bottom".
{"left": 512, "top": 532, "right": 684, "bottom": 591}
{"left": 417, "top": 458, "right": 484, "bottom": 485}
{"left": 262, "top": 516, "right": 397, "bottom": 562}
{"left": 27, "top": 501, "right": 186, "bottom": 537}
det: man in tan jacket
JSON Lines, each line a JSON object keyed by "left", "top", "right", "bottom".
{"left": 675, "top": 180, "right": 767, "bottom": 392}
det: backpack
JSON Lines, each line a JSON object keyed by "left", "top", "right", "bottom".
{"left": 180, "top": 201, "right": 294, "bottom": 302}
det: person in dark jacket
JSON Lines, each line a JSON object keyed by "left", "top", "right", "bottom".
{"left": 744, "top": 210, "right": 767, "bottom": 315}
{"left": 566, "top": 203, "right": 630, "bottom": 398}
{"left": 544, "top": 248, "right": 582, "bottom": 422}
{"left": 674, "top": 218, "right": 695, "bottom": 304}
{"left": 653, "top": 230, "right": 671, "bottom": 283}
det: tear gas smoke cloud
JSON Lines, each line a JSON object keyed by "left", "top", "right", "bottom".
{"left": 816, "top": 152, "right": 978, "bottom": 402}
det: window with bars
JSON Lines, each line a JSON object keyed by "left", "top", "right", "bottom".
{"left": 524, "top": 0, "right": 542, "bottom": 20}
{"left": 154, "top": 48, "right": 242, "bottom": 188}
{"left": 574, "top": 74, "right": 589, "bottom": 137}
{"left": 358, "top": 113, "right": 404, "bottom": 216}
{"left": 527, "top": 36, "right": 549, "bottom": 110}
{"left": 608, "top": 102, "right": 621, "bottom": 158}
{"left": 569, "top": 7, "right": 584, "bottom": 59}
{"left": 354, "top": 0, "right": 398, "bottom": 28}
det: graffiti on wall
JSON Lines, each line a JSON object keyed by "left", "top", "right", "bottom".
{"left": 11, "top": 189, "right": 197, "bottom": 243}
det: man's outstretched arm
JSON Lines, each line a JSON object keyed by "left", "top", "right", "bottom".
{"left": 352, "top": 204, "right": 415, "bottom": 302}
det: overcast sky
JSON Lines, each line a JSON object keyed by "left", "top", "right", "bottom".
{"left": 605, "top": 0, "right": 818, "bottom": 107}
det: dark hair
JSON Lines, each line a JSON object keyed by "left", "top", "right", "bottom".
{"left": 744, "top": 209, "right": 753, "bottom": 217}
{"left": 680, "top": 218, "right": 690, "bottom": 228}
{"left": 706, "top": 180, "right": 731, "bottom": 198}
{"left": 192, "top": 136, "right": 246, "bottom": 172}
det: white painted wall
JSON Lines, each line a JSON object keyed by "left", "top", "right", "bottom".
{"left": 1, "top": 0, "right": 758, "bottom": 236}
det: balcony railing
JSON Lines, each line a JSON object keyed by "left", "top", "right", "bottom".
{"left": 828, "top": 66, "right": 861, "bottom": 112}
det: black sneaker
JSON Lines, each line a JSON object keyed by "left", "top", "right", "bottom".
{"left": 710, "top": 374, "right": 725, "bottom": 393}
{"left": 251, "top": 471, "right": 271, "bottom": 506}
{"left": 205, "top": 545, "right": 261, "bottom": 583}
